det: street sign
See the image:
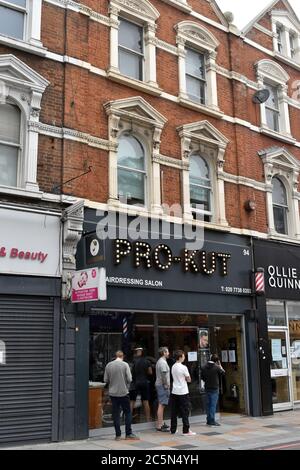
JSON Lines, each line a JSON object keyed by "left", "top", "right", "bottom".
{"left": 71, "top": 267, "right": 107, "bottom": 303}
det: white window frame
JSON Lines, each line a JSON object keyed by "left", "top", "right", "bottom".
{"left": 175, "top": 21, "right": 222, "bottom": 118}
{"left": 108, "top": 0, "right": 160, "bottom": 94}
{"left": 255, "top": 59, "right": 292, "bottom": 140}
{"left": 272, "top": 176, "right": 289, "bottom": 235}
{"left": 117, "top": 133, "right": 148, "bottom": 208}
{"left": 272, "top": 11, "right": 300, "bottom": 63}
{"left": 189, "top": 154, "right": 213, "bottom": 222}
{"left": 104, "top": 96, "right": 167, "bottom": 214}
{"left": 0, "top": 100, "right": 23, "bottom": 187}
{"left": 259, "top": 147, "right": 300, "bottom": 239}
{"left": 0, "top": 54, "right": 49, "bottom": 193}
{"left": 0, "top": 0, "right": 43, "bottom": 49}
{"left": 177, "top": 120, "right": 229, "bottom": 226}
{"left": 118, "top": 17, "right": 145, "bottom": 82}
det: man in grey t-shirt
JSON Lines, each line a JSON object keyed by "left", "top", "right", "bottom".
{"left": 155, "top": 347, "right": 170, "bottom": 432}
{"left": 104, "top": 351, "right": 139, "bottom": 440}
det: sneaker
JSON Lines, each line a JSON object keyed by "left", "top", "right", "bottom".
{"left": 183, "top": 430, "right": 197, "bottom": 436}
{"left": 211, "top": 422, "right": 221, "bottom": 427}
{"left": 125, "top": 433, "right": 140, "bottom": 440}
{"left": 162, "top": 422, "right": 170, "bottom": 430}
{"left": 115, "top": 436, "right": 122, "bottom": 441}
{"left": 170, "top": 430, "right": 178, "bottom": 434}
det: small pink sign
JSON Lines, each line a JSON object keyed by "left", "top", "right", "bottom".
{"left": 72, "top": 268, "right": 100, "bottom": 303}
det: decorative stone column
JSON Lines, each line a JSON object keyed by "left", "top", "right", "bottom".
{"left": 216, "top": 147, "right": 228, "bottom": 226}
{"left": 145, "top": 23, "right": 158, "bottom": 87}
{"left": 109, "top": 5, "right": 120, "bottom": 73}
{"left": 278, "top": 84, "right": 292, "bottom": 136}
{"left": 206, "top": 50, "right": 219, "bottom": 110}
{"left": 177, "top": 37, "right": 188, "bottom": 100}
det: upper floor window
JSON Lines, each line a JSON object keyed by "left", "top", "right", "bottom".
{"left": 272, "top": 177, "right": 288, "bottom": 235}
{"left": 189, "top": 155, "right": 211, "bottom": 222}
{"left": 265, "top": 84, "right": 280, "bottom": 132}
{"left": 117, "top": 134, "right": 146, "bottom": 207}
{"left": 276, "top": 25, "right": 283, "bottom": 54}
{"left": 176, "top": 21, "right": 221, "bottom": 117}
{"left": 0, "top": 54, "right": 48, "bottom": 192}
{"left": 186, "top": 48, "right": 206, "bottom": 105}
{"left": 289, "top": 32, "right": 296, "bottom": 60}
{"left": 108, "top": 0, "right": 159, "bottom": 92}
{"left": 0, "top": 103, "right": 21, "bottom": 187}
{"left": 118, "top": 19, "right": 144, "bottom": 81}
{"left": 0, "top": 0, "right": 26, "bottom": 41}
{"left": 255, "top": 59, "right": 292, "bottom": 140}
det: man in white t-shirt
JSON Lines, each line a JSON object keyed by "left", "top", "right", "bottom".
{"left": 170, "top": 350, "right": 196, "bottom": 436}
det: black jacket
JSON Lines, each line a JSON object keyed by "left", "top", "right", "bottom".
{"left": 201, "top": 362, "right": 225, "bottom": 391}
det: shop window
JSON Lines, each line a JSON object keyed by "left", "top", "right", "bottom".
{"left": 189, "top": 154, "right": 212, "bottom": 222}
{"left": 117, "top": 134, "right": 146, "bottom": 207}
{"left": 118, "top": 18, "right": 144, "bottom": 81}
{"left": 272, "top": 177, "right": 288, "bottom": 235}
{"left": 287, "top": 303, "right": 300, "bottom": 403}
{"left": 0, "top": 103, "right": 21, "bottom": 187}
{"left": 267, "top": 302, "right": 287, "bottom": 327}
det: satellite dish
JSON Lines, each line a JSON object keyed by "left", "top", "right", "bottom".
{"left": 252, "top": 89, "right": 270, "bottom": 104}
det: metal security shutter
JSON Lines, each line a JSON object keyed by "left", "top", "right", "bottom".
{"left": 0, "top": 296, "right": 55, "bottom": 444}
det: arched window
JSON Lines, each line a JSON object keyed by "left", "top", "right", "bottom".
{"left": 273, "top": 177, "right": 288, "bottom": 235}
{"left": 0, "top": 103, "right": 21, "bottom": 187}
{"left": 189, "top": 155, "right": 211, "bottom": 221}
{"left": 117, "top": 134, "right": 146, "bottom": 206}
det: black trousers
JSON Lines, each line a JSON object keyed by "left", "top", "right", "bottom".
{"left": 170, "top": 393, "right": 190, "bottom": 434}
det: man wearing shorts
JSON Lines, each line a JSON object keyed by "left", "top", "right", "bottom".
{"left": 155, "top": 347, "right": 170, "bottom": 432}
{"left": 130, "top": 347, "right": 152, "bottom": 421}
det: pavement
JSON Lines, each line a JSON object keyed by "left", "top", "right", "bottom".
{"left": 3, "top": 410, "right": 300, "bottom": 450}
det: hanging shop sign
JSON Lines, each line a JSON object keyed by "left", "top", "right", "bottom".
{"left": 0, "top": 207, "right": 61, "bottom": 277}
{"left": 254, "top": 240, "right": 300, "bottom": 300}
{"left": 72, "top": 267, "right": 107, "bottom": 303}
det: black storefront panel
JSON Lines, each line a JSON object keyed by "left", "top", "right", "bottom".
{"left": 0, "top": 296, "right": 56, "bottom": 444}
{"left": 254, "top": 240, "right": 300, "bottom": 301}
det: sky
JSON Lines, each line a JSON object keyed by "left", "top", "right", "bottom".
{"left": 216, "top": 0, "right": 300, "bottom": 30}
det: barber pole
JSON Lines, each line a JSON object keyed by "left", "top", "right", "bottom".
{"left": 255, "top": 268, "right": 265, "bottom": 294}
{"left": 123, "top": 317, "right": 128, "bottom": 338}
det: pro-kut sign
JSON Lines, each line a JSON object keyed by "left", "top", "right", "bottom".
{"left": 114, "top": 239, "right": 231, "bottom": 276}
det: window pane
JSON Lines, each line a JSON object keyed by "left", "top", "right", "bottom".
{"left": 118, "top": 168, "right": 145, "bottom": 206}
{"left": 0, "top": 143, "right": 18, "bottom": 186}
{"left": 9, "top": 0, "right": 27, "bottom": 7}
{"left": 118, "top": 135, "right": 144, "bottom": 170}
{"left": 273, "top": 206, "right": 288, "bottom": 234}
{"left": 267, "top": 303, "right": 286, "bottom": 327}
{"left": 119, "top": 19, "right": 143, "bottom": 54}
{"left": 186, "top": 75, "right": 205, "bottom": 104}
{"left": 119, "top": 49, "right": 142, "bottom": 81}
{"left": 265, "top": 84, "right": 279, "bottom": 110}
{"left": 0, "top": 6, "right": 24, "bottom": 40}
{"left": 273, "top": 177, "right": 287, "bottom": 205}
{"left": 0, "top": 104, "right": 20, "bottom": 144}
{"left": 266, "top": 108, "right": 279, "bottom": 132}
{"left": 190, "top": 185, "right": 210, "bottom": 211}
{"left": 186, "top": 49, "right": 205, "bottom": 79}
{"left": 190, "top": 155, "right": 210, "bottom": 180}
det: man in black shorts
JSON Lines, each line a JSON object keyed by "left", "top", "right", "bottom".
{"left": 130, "top": 347, "right": 152, "bottom": 422}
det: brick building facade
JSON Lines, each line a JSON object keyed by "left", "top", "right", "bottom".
{"left": 1, "top": 0, "right": 300, "bottom": 445}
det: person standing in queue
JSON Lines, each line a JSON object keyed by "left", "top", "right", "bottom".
{"left": 201, "top": 354, "right": 225, "bottom": 426}
{"left": 170, "top": 350, "right": 196, "bottom": 436}
{"left": 104, "top": 351, "right": 139, "bottom": 441}
{"left": 130, "top": 347, "right": 152, "bottom": 422}
{"left": 155, "top": 347, "right": 170, "bottom": 432}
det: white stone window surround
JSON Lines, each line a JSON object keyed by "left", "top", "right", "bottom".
{"left": 175, "top": 21, "right": 222, "bottom": 118}
{"left": 0, "top": 54, "right": 49, "bottom": 193}
{"left": 272, "top": 11, "right": 300, "bottom": 63}
{"left": 108, "top": 0, "right": 160, "bottom": 94}
{"left": 0, "top": 0, "right": 43, "bottom": 49}
{"left": 258, "top": 146, "right": 300, "bottom": 239}
{"left": 104, "top": 96, "right": 167, "bottom": 214}
{"left": 255, "top": 59, "right": 293, "bottom": 140}
{"left": 177, "top": 119, "right": 229, "bottom": 225}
